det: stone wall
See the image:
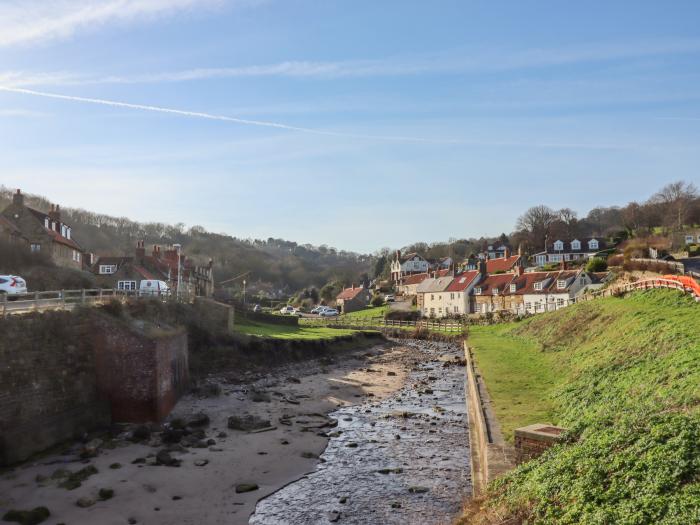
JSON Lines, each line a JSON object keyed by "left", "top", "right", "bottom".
{"left": 514, "top": 423, "right": 566, "bottom": 464}
{"left": 0, "top": 311, "right": 110, "bottom": 465}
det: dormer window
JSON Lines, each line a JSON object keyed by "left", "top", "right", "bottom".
{"left": 588, "top": 239, "right": 599, "bottom": 250}
{"left": 66, "top": 227, "right": 71, "bottom": 240}
{"left": 553, "top": 240, "right": 564, "bottom": 251}
{"left": 534, "top": 281, "right": 544, "bottom": 291}
{"left": 557, "top": 280, "right": 567, "bottom": 289}
{"left": 474, "top": 287, "right": 482, "bottom": 295}
{"left": 44, "top": 217, "right": 49, "bottom": 229}
{"left": 510, "top": 283, "right": 516, "bottom": 293}
{"left": 61, "top": 225, "right": 67, "bottom": 237}
{"left": 492, "top": 288, "right": 499, "bottom": 295}
{"left": 571, "top": 239, "right": 581, "bottom": 251}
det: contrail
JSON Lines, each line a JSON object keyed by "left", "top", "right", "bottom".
{"left": 0, "top": 85, "right": 625, "bottom": 149}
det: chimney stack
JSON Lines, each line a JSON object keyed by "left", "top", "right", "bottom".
{"left": 504, "top": 246, "right": 510, "bottom": 258}
{"left": 12, "top": 189, "right": 24, "bottom": 206}
{"left": 515, "top": 265, "right": 524, "bottom": 277}
{"left": 49, "top": 204, "right": 61, "bottom": 222}
{"left": 136, "top": 240, "right": 145, "bottom": 259}
{"left": 479, "top": 260, "right": 488, "bottom": 277}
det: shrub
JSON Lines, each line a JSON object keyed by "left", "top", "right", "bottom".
{"left": 585, "top": 257, "right": 608, "bottom": 272}
{"left": 370, "top": 294, "right": 384, "bottom": 307}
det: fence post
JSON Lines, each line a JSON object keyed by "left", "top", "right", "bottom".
{"left": 1, "top": 293, "right": 6, "bottom": 318}
{"left": 81, "top": 289, "right": 86, "bottom": 304}
{"left": 34, "top": 291, "right": 39, "bottom": 311}
{"left": 61, "top": 290, "right": 66, "bottom": 309}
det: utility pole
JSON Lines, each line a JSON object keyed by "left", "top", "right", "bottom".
{"left": 243, "top": 279, "right": 247, "bottom": 306}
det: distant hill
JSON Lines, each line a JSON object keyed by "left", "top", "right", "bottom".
{"left": 0, "top": 186, "right": 372, "bottom": 295}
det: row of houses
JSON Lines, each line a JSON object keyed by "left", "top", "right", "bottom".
{"left": 414, "top": 264, "right": 610, "bottom": 317}
{"left": 1, "top": 189, "right": 214, "bottom": 297}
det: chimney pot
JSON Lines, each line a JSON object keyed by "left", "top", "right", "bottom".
{"left": 12, "top": 189, "right": 24, "bottom": 206}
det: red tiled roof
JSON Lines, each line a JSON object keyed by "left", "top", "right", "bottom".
{"left": 486, "top": 255, "right": 521, "bottom": 273}
{"left": 445, "top": 271, "right": 479, "bottom": 292}
{"left": 473, "top": 273, "right": 514, "bottom": 295}
{"left": 337, "top": 286, "right": 366, "bottom": 300}
{"left": 401, "top": 273, "right": 430, "bottom": 285}
{"left": 26, "top": 207, "right": 83, "bottom": 251}
{"left": 134, "top": 266, "right": 157, "bottom": 280}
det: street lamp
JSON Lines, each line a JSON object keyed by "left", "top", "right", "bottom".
{"left": 243, "top": 279, "right": 247, "bottom": 306}
{"left": 173, "top": 243, "right": 182, "bottom": 300}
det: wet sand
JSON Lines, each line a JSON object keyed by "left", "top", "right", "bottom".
{"left": 0, "top": 341, "right": 423, "bottom": 525}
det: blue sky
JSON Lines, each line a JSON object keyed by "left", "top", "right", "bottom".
{"left": 1, "top": 0, "right": 699, "bottom": 253}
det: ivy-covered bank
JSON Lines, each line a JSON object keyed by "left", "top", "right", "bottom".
{"left": 461, "top": 290, "right": 700, "bottom": 525}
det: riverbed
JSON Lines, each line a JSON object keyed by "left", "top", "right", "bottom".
{"left": 250, "top": 340, "right": 471, "bottom": 525}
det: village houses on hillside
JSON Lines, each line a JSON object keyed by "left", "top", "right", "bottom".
{"left": 335, "top": 284, "right": 372, "bottom": 313}
{"left": 533, "top": 238, "right": 607, "bottom": 266}
{"left": 93, "top": 241, "right": 214, "bottom": 297}
{"left": 1, "top": 189, "right": 84, "bottom": 269}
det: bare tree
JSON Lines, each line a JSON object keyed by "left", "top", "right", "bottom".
{"left": 649, "top": 180, "right": 699, "bottom": 230}
{"left": 558, "top": 208, "right": 579, "bottom": 238}
{"left": 516, "top": 205, "right": 557, "bottom": 250}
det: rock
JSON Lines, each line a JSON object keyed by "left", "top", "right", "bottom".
{"left": 131, "top": 458, "right": 146, "bottom": 465}
{"left": 286, "top": 376, "right": 301, "bottom": 384}
{"left": 194, "top": 459, "right": 209, "bottom": 467}
{"left": 339, "top": 496, "right": 348, "bottom": 504}
{"left": 376, "top": 468, "right": 403, "bottom": 474}
{"left": 172, "top": 496, "right": 182, "bottom": 501}
{"left": 1, "top": 507, "right": 51, "bottom": 525}
{"left": 301, "top": 452, "right": 317, "bottom": 459}
{"left": 76, "top": 497, "right": 95, "bottom": 508}
{"left": 227, "top": 415, "right": 271, "bottom": 431}
{"left": 235, "top": 483, "right": 259, "bottom": 493}
{"left": 327, "top": 510, "right": 341, "bottom": 522}
{"left": 155, "top": 450, "right": 181, "bottom": 467}
{"left": 391, "top": 502, "right": 402, "bottom": 509}
{"left": 346, "top": 443, "right": 358, "bottom": 448}
{"left": 250, "top": 390, "right": 271, "bottom": 403}
{"left": 131, "top": 425, "right": 151, "bottom": 442}
{"left": 98, "top": 488, "right": 114, "bottom": 501}
{"left": 387, "top": 371, "right": 397, "bottom": 376}
{"left": 217, "top": 432, "right": 228, "bottom": 438}
{"left": 187, "top": 412, "right": 210, "bottom": 427}
{"left": 128, "top": 519, "right": 138, "bottom": 524}
{"left": 109, "top": 463, "right": 122, "bottom": 469}
{"left": 161, "top": 428, "right": 184, "bottom": 444}
{"left": 408, "top": 486, "right": 429, "bottom": 493}
{"left": 206, "top": 438, "right": 216, "bottom": 446}
{"left": 59, "top": 465, "right": 98, "bottom": 490}
{"left": 80, "top": 438, "right": 103, "bottom": 458}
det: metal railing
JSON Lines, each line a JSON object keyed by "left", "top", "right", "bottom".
{"left": 0, "top": 288, "right": 192, "bottom": 317}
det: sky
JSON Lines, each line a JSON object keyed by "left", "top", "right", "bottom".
{"left": 1, "top": 0, "right": 699, "bottom": 253}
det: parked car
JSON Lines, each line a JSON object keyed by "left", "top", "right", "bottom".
{"left": 279, "top": 305, "right": 295, "bottom": 315}
{"left": 292, "top": 308, "right": 304, "bottom": 317}
{"left": 139, "top": 280, "right": 170, "bottom": 296}
{"left": 0, "top": 275, "right": 27, "bottom": 296}
{"left": 385, "top": 294, "right": 395, "bottom": 302}
{"left": 319, "top": 308, "right": 339, "bottom": 317}
{"left": 311, "top": 305, "right": 328, "bottom": 314}
{"left": 252, "top": 304, "right": 261, "bottom": 313}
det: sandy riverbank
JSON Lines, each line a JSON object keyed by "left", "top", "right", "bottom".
{"left": 0, "top": 341, "right": 422, "bottom": 525}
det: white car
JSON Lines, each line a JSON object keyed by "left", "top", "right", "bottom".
{"left": 0, "top": 275, "right": 27, "bottom": 296}
{"left": 311, "top": 305, "right": 328, "bottom": 314}
{"left": 280, "top": 305, "right": 295, "bottom": 315}
{"left": 319, "top": 308, "right": 339, "bottom": 317}
{"left": 385, "top": 294, "right": 395, "bottom": 302}
{"left": 139, "top": 280, "right": 170, "bottom": 296}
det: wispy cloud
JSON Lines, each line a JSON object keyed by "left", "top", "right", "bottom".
{"left": 0, "top": 85, "right": 630, "bottom": 150}
{"left": 0, "top": 108, "right": 50, "bottom": 118}
{"left": 0, "top": 0, "right": 243, "bottom": 48}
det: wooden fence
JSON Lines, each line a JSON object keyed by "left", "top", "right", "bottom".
{"left": 300, "top": 315, "right": 468, "bottom": 334}
{"left": 0, "top": 288, "right": 192, "bottom": 317}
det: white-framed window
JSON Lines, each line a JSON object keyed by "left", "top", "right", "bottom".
{"left": 430, "top": 308, "right": 435, "bottom": 315}
{"left": 454, "top": 306, "right": 459, "bottom": 313}
{"left": 553, "top": 240, "right": 564, "bottom": 251}
{"left": 474, "top": 287, "right": 482, "bottom": 295}
{"left": 525, "top": 302, "right": 532, "bottom": 311}
{"left": 118, "top": 281, "right": 137, "bottom": 291}
{"left": 450, "top": 292, "right": 455, "bottom": 299}
{"left": 492, "top": 288, "right": 499, "bottom": 295}
{"left": 510, "top": 283, "right": 516, "bottom": 293}
{"left": 557, "top": 298, "right": 565, "bottom": 307}
{"left": 557, "top": 280, "right": 566, "bottom": 289}
{"left": 66, "top": 228, "right": 72, "bottom": 240}
{"left": 430, "top": 294, "right": 434, "bottom": 301}
{"left": 534, "top": 282, "right": 544, "bottom": 291}
{"left": 685, "top": 235, "right": 694, "bottom": 244}
{"left": 44, "top": 217, "right": 49, "bottom": 229}
{"left": 551, "top": 254, "right": 562, "bottom": 262}
{"left": 72, "top": 250, "right": 81, "bottom": 262}
{"left": 99, "top": 265, "right": 116, "bottom": 274}
{"left": 571, "top": 239, "right": 581, "bottom": 251}
{"left": 438, "top": 307, "right": 442, "bottom": 313}
{"left": 61, "top": 225, "right": 67, "bottom": 237}
{"left": 588, "top": 239, "right": 599, "bottom": 250}
{"left": 30, "top": 243, "right": 41, "bottom": 253}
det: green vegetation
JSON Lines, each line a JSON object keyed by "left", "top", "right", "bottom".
{"left": 585, "top": 256, "right": 608, "bottom": 272}
{"left": 234, "top": 319, "right": 362, "bottom": 340}
{"left": 467, "top": 290, "right": 700, "bottom": 525}
{"left": 468, "top": 326, "right": 561, "bottom": 442}
{"left": 340, "top": 305, "right": 389, "bottom": 320}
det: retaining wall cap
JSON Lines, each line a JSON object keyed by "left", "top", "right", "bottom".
{"left": 515, "top": 423, "right": 567, "bottom": 442}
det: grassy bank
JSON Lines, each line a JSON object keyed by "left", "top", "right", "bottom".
{"left": 463, "top": 290, "right": 700, "bottom": 525}
{"left": 340, "top": 305, "right": 390, "bottom": 320}
{"left": 234, "top": 319, "right": 362, "bottom": 340}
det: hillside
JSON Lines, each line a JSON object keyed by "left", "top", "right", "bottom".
{"left": 0, "top": 186, "right": 371, "bottom": 294}
{"left": 463, "top": 290, "right": 700, "bottom": 525}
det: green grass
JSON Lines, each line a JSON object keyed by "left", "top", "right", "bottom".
{"left": 340, "top": 305, "right": 389, "bottom": 320}
{"left": 467, "top": 290, "right": 700, "bottom": 525}
{"left": 468, "top": 325, "right": 561, "bottom": 442}
{"left": 233, "top": 319, "right": 362, "bottom": 340}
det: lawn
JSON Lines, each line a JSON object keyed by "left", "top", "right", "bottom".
{"left": 468, "top": 325, "right": 562, "bottom": 442}
{"left": 340, "top": 305, "right": 389, "bottom": 320}
{"left": 234, "top": 319, "right": 363, "bottom": 340}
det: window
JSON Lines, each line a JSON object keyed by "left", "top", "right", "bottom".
{"left": 72, "top": 250, "right": 81, "bottom": 262}
{"left": 44, "top": 217, "right": 49, "bottom": 229}
{"left": 557, "top": 280, "right": 566, "bottom": 289}
{"left": 30, "top": 243, "right": 41, "bottom": 253}
{"left": 557, "top": 298, "right": 565, "bottom": 307}
{"left": 450, "top": 293, "right": 455, "bottom": 299}
{"left": 534, "top": 281, "right": 543, "bottom": 291}
{"left": 588, "top": 239, "right": 599, "bottom": 250}
{"left": 61, "top": 225, "right": 67, "bottom": 237}
{"left": 99, "top": 265, "right": 116, "bottom": 274}
{"left": 553, "top": 240, "right": 564, "bottom": 251}
{"left": 118, "top": 281, "right": 137, "bottom": 291}
{"left": 430, "top": 294, "right": 434, "bottom": 301}
{"left": 474, "top": 287, "right": 482, "bottom": 295}
{"left": 66, "top": 228, "right": 71, "bottom": 240}
{"left": 430, "top": 308, "right": 435, "bottom": 315}
{"left": 571, "top": 239, "right": 581, "bottom": 251}
{"left": 510, "top": 283, "right": 516, "bottom": 293}
{"left": 438, "top": 307, "right": 442, "bottom": 313}
{"left": 525, "top": 302, "right": 532, "bottom": 311}
{"left": 686, "top": 235, "right": 694, "bottom": 244}
{"left": 454, "top": 306, "right": 459, "bottom": 313}
{"left": 492, "top": 288, "right": 499, "bottom": 295}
